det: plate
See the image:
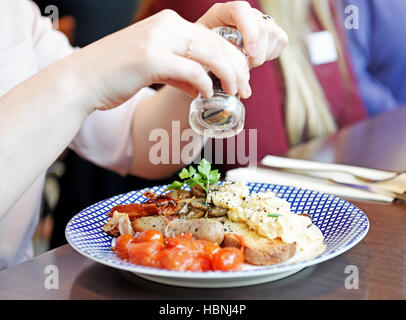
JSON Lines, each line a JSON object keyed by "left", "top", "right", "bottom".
{"left": 65, "top": 182, "right": 369, "bottom": 288}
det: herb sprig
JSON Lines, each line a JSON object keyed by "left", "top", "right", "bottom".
{"left": 166, "top": 159, "right": 220, "bottom": 204}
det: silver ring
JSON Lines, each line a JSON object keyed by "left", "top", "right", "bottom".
{"left": 262, "top": 14, "right": 275, "bottom": 22}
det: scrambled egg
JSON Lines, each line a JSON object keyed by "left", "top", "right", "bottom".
{"left": 208, "top": 181, "right": 325, "bottom": 253}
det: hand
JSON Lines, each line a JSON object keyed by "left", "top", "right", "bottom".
{"left": 72, "top": 1, "right": 288, "bottom": 113}
{"left": 73, "top": 9, "right": 250, "bottom": 112}
{"left": 197, "top": 1, "right": 289, "bottom": 68}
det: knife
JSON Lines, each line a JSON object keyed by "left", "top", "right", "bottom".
{"left": 261, "top": 155, "right": 398, "bottom": 181}
{"left": 327, "top": 178, "right": 406, "bottom": 201}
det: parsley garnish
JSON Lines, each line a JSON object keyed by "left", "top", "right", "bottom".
{"left": 166, "top": 159, "right": 221, "bottom": 204}
{"left": 268, "top": 214, "right": 281, "bottom": 218}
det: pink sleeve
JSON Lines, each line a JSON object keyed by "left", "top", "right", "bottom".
{"left": 69, "top": 88, "right": 156, "bottom": 176}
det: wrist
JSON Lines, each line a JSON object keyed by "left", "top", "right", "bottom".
{"left": 54, "top": 51, "right": 99, "bottom": 117}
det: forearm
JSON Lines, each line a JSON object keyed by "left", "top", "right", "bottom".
{"left": 129, "top": 86, "right": 206, "bottom": 179}
{"left": 0, "top": 55, "right": 90, "bottom": 218}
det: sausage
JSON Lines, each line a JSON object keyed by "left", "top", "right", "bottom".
{"left": 165, "top": 219, "right": 224, "bottom": 244}
{"left": 132, "top": 215, "right": 169, "bottom": 234}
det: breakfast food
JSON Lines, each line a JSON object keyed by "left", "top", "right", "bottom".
{"left": 103, "top": 159, "right": 326, "bottom": 271}
{"left": 219, "top": 219, "right": 296, "bottom": 265}
{"left": 113, "top": 231, "right": 244, "bottom": 271}
{"left": 208, "top": 181, "right": 325, "bottom": 255}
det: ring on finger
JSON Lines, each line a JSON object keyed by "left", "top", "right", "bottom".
{"left": 185, "top": 39, "right": 195, "bottom": 59}
{"left": 262, "top": 14, "right": 275, "bottom": 22}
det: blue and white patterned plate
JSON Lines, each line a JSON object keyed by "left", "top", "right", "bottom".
{"left": 65, "top": 182, "right": 369, "bottom": 288}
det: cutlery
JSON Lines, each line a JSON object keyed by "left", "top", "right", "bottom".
{"left": 327, "top": 178, "right": 406, "bottom": 201}
{"left": 258, "top": 162, "right": 405, "bottom": 201}
{"left": 261, "top": 155, "right": 402, "bottom": 184}
{"left": 274, "top": 167, "right": 404, "bottom": 184}
{"left": 347, "top": 171, "right": 406, "bottom": 184}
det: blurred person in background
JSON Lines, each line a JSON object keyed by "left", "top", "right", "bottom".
{"left": 136, "top": 0, "right": 367, "bottom": 172}
{"left": 341, "top": 0, "right": 406, "bottom": 116}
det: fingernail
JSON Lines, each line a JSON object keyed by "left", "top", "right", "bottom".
{"left": 246, "top": 85, "right": 252, "bottom": 98}
{"left": 206, "top": 89, "right": 214, "bottom": 98}
{"left": 241, "top": 85, "right": 251, "bottom": 99}
{"left": 202, "top": 87, "right": 213, "bottom": 98}
{"left": 247, "top": 43, "right": 258, "bottom": 57}
{"left": 229, "top": 83, "right": 238, "bottom": 96}
{"left": 233, "top": 85, "right": 239, "bottom": 96}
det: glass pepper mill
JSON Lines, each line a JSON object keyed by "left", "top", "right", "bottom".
{"left": 189, "top": 27, "right": 247, "bottom": 139}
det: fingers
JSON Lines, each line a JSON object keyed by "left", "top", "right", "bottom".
{"left": 250, "top": 8, "right": 289, "bottom": 67}
{"left": 268, "top": 24, "right": 289, "bottom": 59}
{"left": 181, "top": 33, "right": 251, "bottom": 97}
{"left": 157, "top": 54, "right": 214, "bottom": 98}
{"left": 148, "top": 3, "right": 288, "bottom": 100}
{"left": 185, "top": 38, "right": 238, "bottom": 95}
{"left": 164, "top": 79, "right": 200, "bottom": 98}
{"left": 144, "top": 10, "right": 251, "bottom": 99}
{"left": 198, "top": 1, "right": 260, "bottom": 58}
{"left": 199, "top": 2, "right": 289, "bottom": 67}
{"left": 191, "top": 34, "right": 250, "bottom": 98}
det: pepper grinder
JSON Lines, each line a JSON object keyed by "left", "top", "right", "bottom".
{"left": 189, "top": 27, "right": 247, "bottom": 138}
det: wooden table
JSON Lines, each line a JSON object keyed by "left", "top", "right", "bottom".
{"left": 1, "top": 107, "right": 405, "bottom": 300}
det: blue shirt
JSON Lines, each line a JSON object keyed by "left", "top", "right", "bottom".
{"left": 341, "top": 0, "right": 406, "bottom": 115}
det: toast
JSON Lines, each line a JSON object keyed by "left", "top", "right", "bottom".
{"left": 220, "top": 218, "right": 296, "bottom": 266}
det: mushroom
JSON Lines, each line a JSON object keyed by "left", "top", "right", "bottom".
{"left": 207, "top": 205, "right": 228, "bottom": 217}
{"left": 184, "top": 199, "right": 209, "bottom": 219}
{"left": 190, "top": 199, "right": 209, "bottom": 211}
{"left": 186, "top": 208, "right": 206, "bottom": 219}
{"left": 170, "top": 189, "right": 193, "bottom": 200}
{"left": 192, "top": 185, "right": 206, "bottom": 198}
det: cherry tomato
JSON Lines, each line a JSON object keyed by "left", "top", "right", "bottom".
{"left": 165, "top": 232, "right": 195, "bottom": 249}
{"left": 128, "top": 241, "right": 164, "bottom": 268}
{"left": 114, "top": 234, "right": 135, "bottom": 260}
{"left": 212, "top": 247, "right": 244, "bottom": 271}
{"left": 201, "top": 240, "right": 220, "bottom": 256}
{"left": 135, "top": 230, "right": 164, "bottom": 244}
{"left": 159, "top": 247, "right": 194, "bottom": 271}
{"left": 119, "top": 229, "right": 244, "bottom": 272}
{"left": 189, "top": 253, "right": 212, "bottom": 271}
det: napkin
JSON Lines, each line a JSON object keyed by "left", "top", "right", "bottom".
{"left": 225, "top": 157, "right": 406, "bottom": 202}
